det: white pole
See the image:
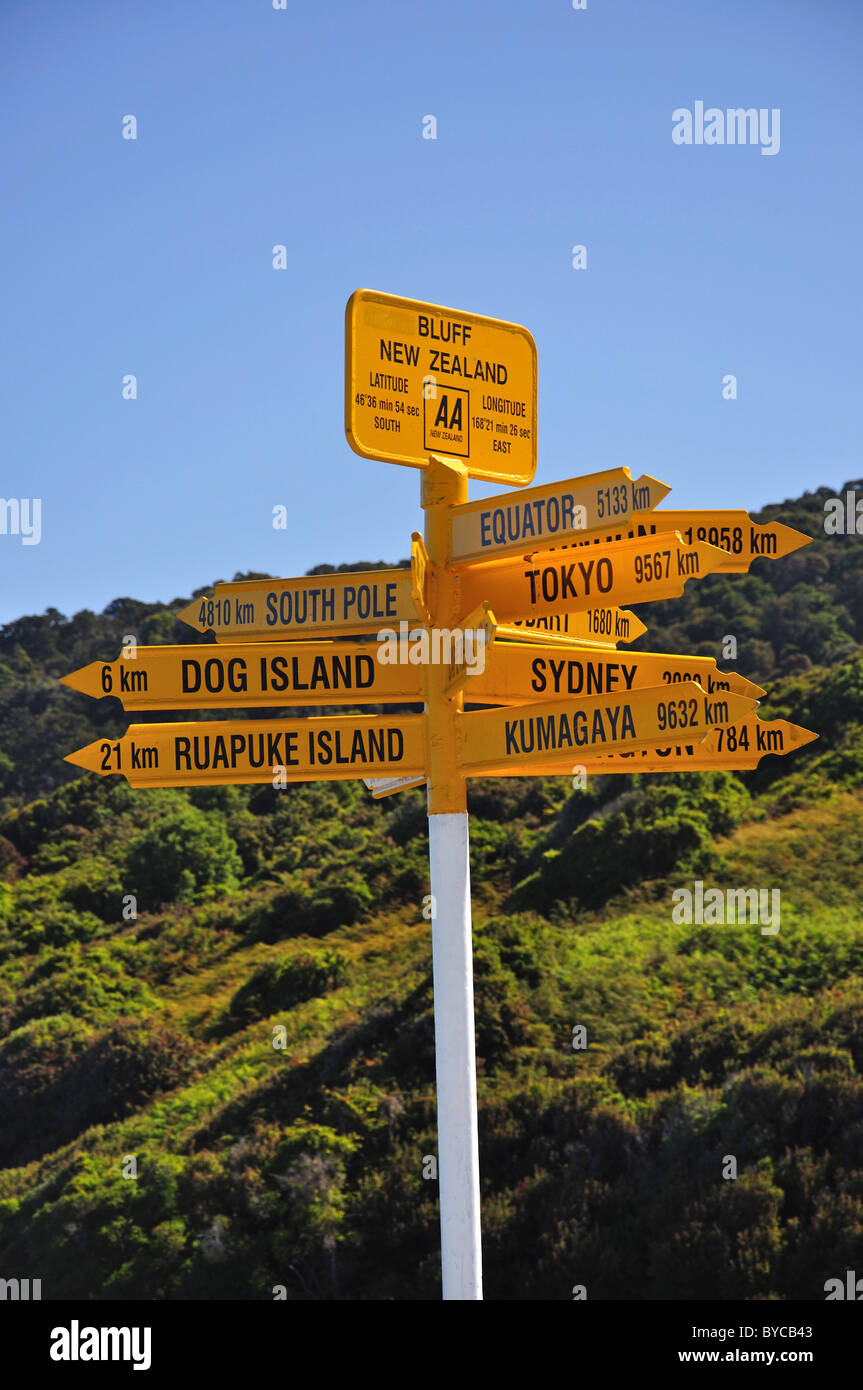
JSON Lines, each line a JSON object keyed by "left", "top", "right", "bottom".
{"left": 428, "top": 810, "right": 483, "bottom": 1300}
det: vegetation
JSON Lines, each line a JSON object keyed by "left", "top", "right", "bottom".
{"left": 0, "top": 484, "right": 862, "bottom": 1299}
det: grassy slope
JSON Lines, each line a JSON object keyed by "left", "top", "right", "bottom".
{"left": 1, "top": 753, "right": 861, "bottom": 1299}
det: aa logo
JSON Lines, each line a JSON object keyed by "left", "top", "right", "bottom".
{"left": 424, "top": 386, "right": 469, "bottom": 456}
{"left": 435, "top": 395, "right": 462, "bottom": 430}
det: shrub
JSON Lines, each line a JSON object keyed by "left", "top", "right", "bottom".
{"left": 12, "top": 945, "right": 151, "bottom": 1027}
{"left": 125, "top": 805, "right": 242, "bottom": 906}
{"left": 0, "top": 1015, "right": 198, "bottom": 1166}
{"left": 508, "top": 776, "right": 749, "bottom": 916}
{"left": 228, "top": 948, "right": 350, "bottom": 1025}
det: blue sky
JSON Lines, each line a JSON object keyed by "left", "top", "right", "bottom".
{"left": 1, "top": 0, "right": 860, "bottom": 624}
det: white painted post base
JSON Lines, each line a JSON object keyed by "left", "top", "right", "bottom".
{"left": 428, "top": 811, "right": 483, "bottom": 1300}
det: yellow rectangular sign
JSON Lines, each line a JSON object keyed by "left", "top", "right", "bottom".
{"left": 468, "top": 643, "right": 764, "bottom": 705}
{"left": 177, "top": 553, "right": 428, "bottom": 642}
{"left": 65, "top": 714, "right": 426, "bottom": 788}
{"left": 563, "top": 509, "right": 811, "bottom": 574}
{"left": 345, "top": 289, "right": 538, "bottom": 486}
{"left": 459, "top": 683, "right": 756, "bottom": 771}
{"left": 498, "top": 608, "right": 647, "bottom": 648}
{"left": 61, "top": 639, "right": 426, "bottom": 711}
{"left": 458, "top": 532, "right": 727, "bottom": 625}
{"left": 474, "top": 717, "right": 817, "bottom": 776}
{"left": 449, "top": 467, "right": 670, "bottom": 562}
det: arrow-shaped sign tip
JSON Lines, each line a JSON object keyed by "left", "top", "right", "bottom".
{"left": 64, "top": 739, "right": 102, "bottom": 773}
{"left": 60, "top": 662, "right": 98, "bottom": 697}
{"left": 776, "top": 521, "right": 813, "bottom": 557}
{"left": 642, "top": 475, "right": 673, "bottom": 508}
{"left": 176, "top": 600, "right": 205, "bottom": 632}
{"left": 727, "top": 673, "right": 767, "bottom": 701}
{"left": 788, "top": 721, "right": 818, "bottom": 749}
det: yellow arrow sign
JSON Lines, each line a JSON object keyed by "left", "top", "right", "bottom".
{"left": 443, "top": 601, "right": 497, "bottom": 694}
{"left": 567, "top": 509, "right": 811, "bottom": 573}
{"left": 345, "top": 288, "right": 538, "bottom": 486}
{"left": 475, "top": 717, "right": 817, "bottom": 776}
{"left": 65, "top": 714, "right": 426, "bottom": 788}
{"left": 468, "top": 643, "right": 764, "bottom": 705}
{"left": 647, "top": 511, "right": 811, "bottom": 571}
{"left": 499, "top": 608, "right": 647, "bottom": 648}
{"left": 177, "top": 538, "right": 430, "bottom": 642}
{"left": 365, "top": 715, "right": 815, "bottom": 786}
{"left": 61, "top": 639, "right": 427, "bottom": 711}
{"left": 458, "top": 683, "right": 755, "bottom": 772}
{"left": 458, "top": 532, "right": 727, "bottom": 625}
{"left": 448, "top": 467, "right": 671, "bottom": 563}
{"left": 702, "top": 715, "right": 818, "bottom": 762}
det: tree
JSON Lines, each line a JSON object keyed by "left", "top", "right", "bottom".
{"left": 125, "top": 805, "right": 242, "bottom": 906}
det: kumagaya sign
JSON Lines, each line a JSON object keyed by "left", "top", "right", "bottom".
{"left": 61, "top": 288, "right": 817, "bottom": 1305}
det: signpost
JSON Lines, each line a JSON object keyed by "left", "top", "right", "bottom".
{"left": 363, "top": 713, "right": 816, "bottom": 789}
{"left": 65, "top": 713, "right": 426, "bottom": 788}
{"left": 640, "top": 510, "right": 812, "bottom": 572}
{"left": 558, "top": 508, "right": 812, "bottom": 574}
{"left": 590, "top": 715, "right": 819, "bottom": 770}
{"left": 449, "top": 467, "right": 670, "bottom": 563}
{"left": 468, "top": 642, "right": 765, "bottom": 706}
{"left": 499, "top": 607, "right": 647, "bottom": 647}
{"left": 442, "top": 600, "right": 497, "bottom": 695}
{"left": 456, "top": 531, "right": 730, "bottom": 625}
{"left": 61, "top": 640, "right": 426, "bottom": 710}
{"left": 473, "top": 717, "right": 818, "bottom": 777}
{"left": 345, "top": 290, "right": 538, "bottom": 485}
{"left": 458, "top": 684, "right": 756, "bottom": 773}
{"left": 61, "top": 288, "right": 817, "bottom": 1305}
{"left": 176, "top": 537, "right": 431, "bottom": 642}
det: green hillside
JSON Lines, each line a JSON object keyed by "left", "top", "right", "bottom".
{"left": 1, "top": 483, "right": 862, "bottom": 1299}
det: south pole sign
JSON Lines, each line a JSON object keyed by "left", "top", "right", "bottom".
{"left": 62, "top": 289, "right": 817, "bottom": 1302}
